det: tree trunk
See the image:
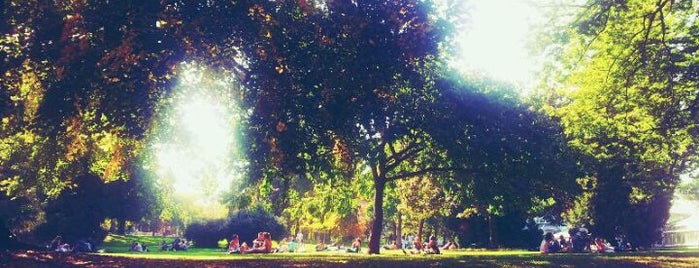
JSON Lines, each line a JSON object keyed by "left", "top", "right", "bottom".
{"left": 295, "top": 218, "right": 300, "bottom": 239}
{"left": 118, "top": 218, "right": 127, "bottom": 235}
{"left": 418, "top": 219, "right": 425, "bottom": 243}
{"left": 368, "top": 179, "right": 386, "bottom": 254}
{"left": 396, "top": 211, "right": 403, "bottom": 247}
{"left": 487, "top": 212, "right": 495, "bottom": 248}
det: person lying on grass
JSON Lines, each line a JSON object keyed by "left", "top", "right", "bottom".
{"left": 244, "top": 232, "right": 272, "bottom": 254}
{"left": 384, "top": 240, "right": 399, "bottom": 250}
{"left": 441, "top": 238, "right": 459, "bottom": 250}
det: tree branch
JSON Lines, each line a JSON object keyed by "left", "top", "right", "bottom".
{"left": 385, "top": 167, "right": 462, "bottom": 182}
{"left": 385, "top": 143, "right": 424, "bottom": 172}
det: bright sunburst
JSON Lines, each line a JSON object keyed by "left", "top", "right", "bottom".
{"left": 152, "top": 63, "right": 246, "bottom": 209}
{"left": 451, "top": 0, "right": 543, "bottom": 91}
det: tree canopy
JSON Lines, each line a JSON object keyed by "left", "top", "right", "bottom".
{"left": 537, "top": 0, "right": 699, "bottom": 246}
{"left": 2, "top": 0, "right": 695, "bottom": 253}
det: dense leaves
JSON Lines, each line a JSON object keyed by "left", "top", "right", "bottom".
{"left": 4, "top": 0, "right": 691, "bottom": 254}
{"left": 538, "top": 0, "right": 699, "bottom": 247}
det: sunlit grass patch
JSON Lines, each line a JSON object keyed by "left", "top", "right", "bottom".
{"left": 92, "top": 234, "right": 699, "bottom": 267}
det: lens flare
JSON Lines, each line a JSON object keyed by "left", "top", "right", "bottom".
{"left": 151, "top": 62, "right": 246, "bottom": 212}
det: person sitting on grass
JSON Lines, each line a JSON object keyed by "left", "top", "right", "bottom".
{"left": 558, "top": 235, "right": 570, "bottom": 253}
{"left": 540, "top": 232, "right": 557, "bottom": 254}
{"left": 228, "top": 234, "right": 241, "bottom": 254}
{"left": 171, "top": 238, "right": 180, "bottom": 251}
{"left": 274, "top": 237, "right": 292, "bottom": 253}
{"left": 425, "top": 235, "right": 440, "bottom": 254}
{"left": 594, "top": 238, "right": 615, "bottom": 253}
{"left": 315, "top": 241, "right": 328, "bottom": 251}
{"left": 130, "top": 241, "right": 145, "bottom": 252}
{"left": 346, "top": 238, "right": 361, "bottom": 253}
{"left": 56, "top": 242, "right": 72, "bottom": 253}
{"left": 410, "top": 236, "right": 423, "bottom": 254}
{"left": 288, "top": 238, "right": 298, "bottom": 253}
{"left": 244, "top": 232, "right": 272, "bottom": 254}
{"left": 49, "top": 236, "right": 63, "bottom": 251}
{"left": 251, "top": 232, "right": 264, "bottom": 248}
{"left": 160, "top": 240, "right": 169, "bottom": 251}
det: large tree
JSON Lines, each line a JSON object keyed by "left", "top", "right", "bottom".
{"left": 431, "top": 78, "right": 581, "bottom": 247}
{"left": 203, "top": 0, "right": 452, "bottom": 253}
{"left": 1, "top": 0, "right": 174, "bottom": 237}
{"left": 538, "top": 0, "right": 699, "bottom": 247}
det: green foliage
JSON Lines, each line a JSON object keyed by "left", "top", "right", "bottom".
{"left": 217, "top": 238, "right": 228, "bottom": 250}
{"left": 536, "top": 0, "right": 699, "bottom": 247}
{"left": 677, "top": 175, "right": 699, "bottom": 201}
{"left": 432, "top": 78, "right": 581, "bottom": 222}
{"left": 397, "top": 175, "right": 447, "bottom": 240}
{"left": 0, "top": 0, "right": 170, "bottom": 236}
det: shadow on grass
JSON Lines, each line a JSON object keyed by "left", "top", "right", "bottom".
{"left": 3, "top": 249, "right": 699, "bottom": 268}
{"left": 4, "top": 235, "right": 698, "bottom": 267}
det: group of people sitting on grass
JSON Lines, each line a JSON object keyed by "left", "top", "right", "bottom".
{"left": 227, "top": 233, "right": 368, "bottom": 254}
{"left": 158, "top": 237, "right": 191, "bottom": 251}
{"left": 47, "top": 235, "right": 95, "bottom": 253}
{"left": 227, "top": 232, "right": 273, "bottom": 254}
{"left": 130, "top": 241, "right": 148, "bottom": 252}
{"left": 390, "top": 234, "right": 459, "bottom": 252}
{"left": 48, "top": 236, "right": 72, "bottom": 252}
{"left": 540, "top": 229, "right": 622, "bottom": 254}
{"left": 383, "top": 234, "right": 456, "bottom": 254}
{"left": 224, "top": 233, "right": 458, "bottom": 255}
{"left": 408, "top": 234, "right": 442, "bottom": 254}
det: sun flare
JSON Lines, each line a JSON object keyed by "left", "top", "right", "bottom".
{"left": 452, "top": 0, "right": 543, "bottom": 91}
{"left": 152, "top": 63, "right": 246, "bottom": 208}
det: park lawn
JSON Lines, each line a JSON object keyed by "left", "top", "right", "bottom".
{"left": 94, "top": 235, "right": 699, "bottom": 267}
{"left": 3, "top": 234, "right": 699, "bottom": 267}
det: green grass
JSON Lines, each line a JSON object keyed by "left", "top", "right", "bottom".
{"left": 84, "top": 234, "right": 699, "bottom": 267}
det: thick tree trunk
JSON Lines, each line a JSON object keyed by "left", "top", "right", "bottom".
{"left": 368, "top": 179, "right": 386, "bottom": 254}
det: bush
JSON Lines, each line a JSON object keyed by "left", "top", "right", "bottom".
{"left": 184, "top": 206, "right": 288, "bottom": 248}
{"left": 32, "top": 175, "right": 109, "bottom": 248}
{"left": 446, "top": 214, "right": 542, "bottom": 249}
{"left": 217, "top": 238, "right": 228, "bottom": 250}
{"left": 184, "top": 219, "right": 227, "bottom": 248}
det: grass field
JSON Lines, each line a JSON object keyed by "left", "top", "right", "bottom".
{"left": 3, "top": 234, "right": 699, "bottom": 267}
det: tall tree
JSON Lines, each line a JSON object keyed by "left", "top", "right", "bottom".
{"left": 1, "top": 0, "right": 176, "bottom": 236}
{"left": 537, "top": 0, "right": 699, "bottom": 247}
{"left": 201, "top": 0, "right": 452, "bottom": 254}
{"left": 431, "top": 78, "right": 581, "bottom": 247}
{"left": 397, "top": 175, "right": 447, "bottom": 243}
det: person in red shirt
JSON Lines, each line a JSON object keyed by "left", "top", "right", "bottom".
{"left": 410, "top": 236, "right": 423, "bottom": 254}
{"left": 426, "top": 235, "right": 440, "bottom": 254}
